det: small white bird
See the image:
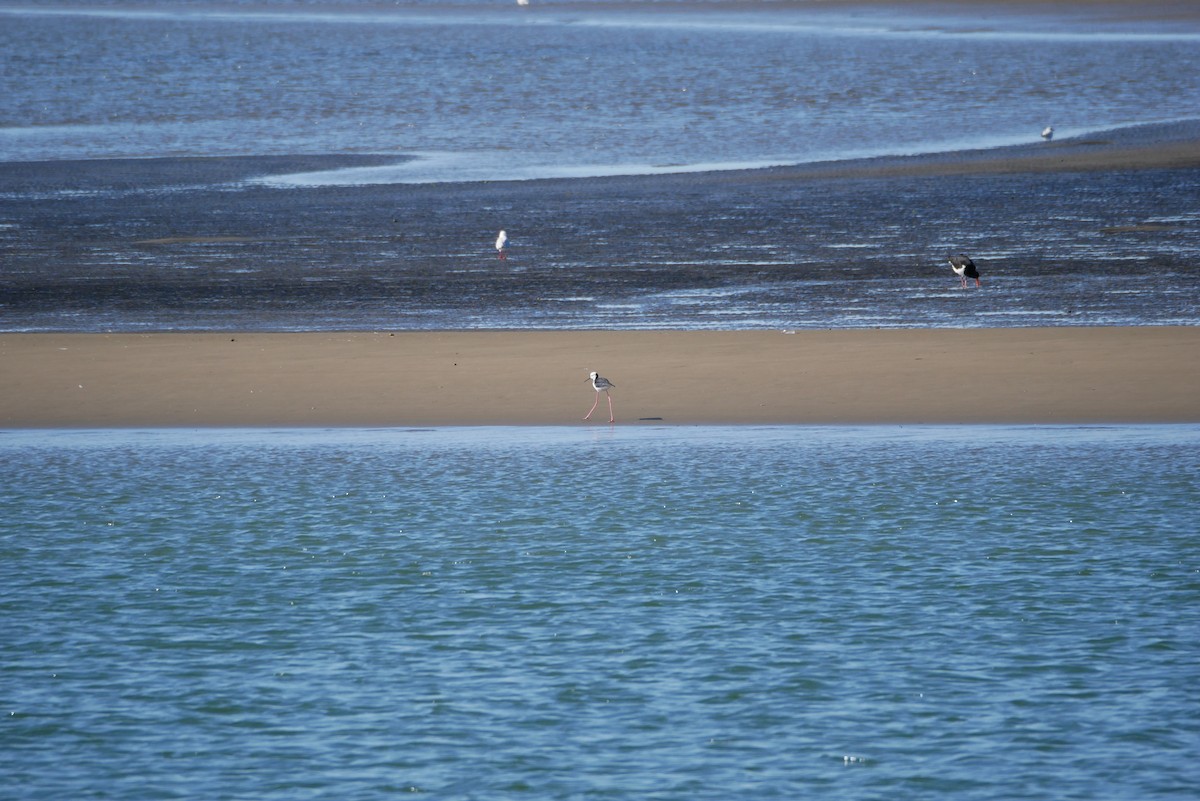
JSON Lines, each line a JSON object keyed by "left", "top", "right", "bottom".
{"left": 584, "top": 371, "right": 616, "bottom": 423}
{"left": 495, "top": 230, "right": 507, "bottom": 260}
{"left": 948, "top": 254, "right": 981, "bottom": 288}
{"left": 1041, "top": 126, "right": 1054, "bottom": 141}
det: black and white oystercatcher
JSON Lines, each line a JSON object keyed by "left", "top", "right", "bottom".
{"left": 948, "top": 254, "right": 981, "bottom": 288}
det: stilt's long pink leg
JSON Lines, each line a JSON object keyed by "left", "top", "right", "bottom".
{"left": 584, "top": 395, "right": 600, "bottom": 420}
{"left": 606, "top": 393, "right": 614, "bottom": 423}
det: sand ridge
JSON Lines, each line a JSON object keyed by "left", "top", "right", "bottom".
{"left": 2, "top": 327, "right": 1197, "bottom": 428}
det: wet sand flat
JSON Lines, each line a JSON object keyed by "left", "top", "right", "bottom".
{"left": 3, "top": 124, "right": 1199, "bottom": 333}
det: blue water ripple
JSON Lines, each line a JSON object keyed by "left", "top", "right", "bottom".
{"left": 1, "top": 427, "right": 1198, "bottom": 800}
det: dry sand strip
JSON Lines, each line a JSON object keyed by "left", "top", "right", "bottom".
{"left": 1, "top": 328, "right": 1197, "bottom": 428}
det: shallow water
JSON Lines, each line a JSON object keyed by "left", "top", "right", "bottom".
{"left": 3, "top": 2, "right": 1198, "bottom": 179}
{"left": 2, "top": 426, "right": 1199, "bottom": 800}
{"left": 1, "top": 2, "right": 1198, "bottom": 331}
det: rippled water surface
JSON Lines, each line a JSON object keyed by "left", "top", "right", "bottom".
{"left": 3, "top": 426, "right": 1198, "bottom": 800}
{"left": 3, "top": 2, "right": 1198, "bottom": 175}
{"left": 2, "top": 1, "right": 1198, "bottom": 330}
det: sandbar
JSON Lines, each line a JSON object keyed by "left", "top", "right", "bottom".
{"left": 1, "top": 327, "right": 1196, "bottom": 428}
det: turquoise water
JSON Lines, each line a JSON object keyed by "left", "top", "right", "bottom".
{"left": 3, "top": 426, "right": 1198, "bottom": 799}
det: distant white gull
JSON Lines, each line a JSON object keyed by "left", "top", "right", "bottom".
{"left": 495, "top": 229, "right": 508, "bottom": 260}
{"left": 1042, "top": 126, "right": 1054, "bottom": 141}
